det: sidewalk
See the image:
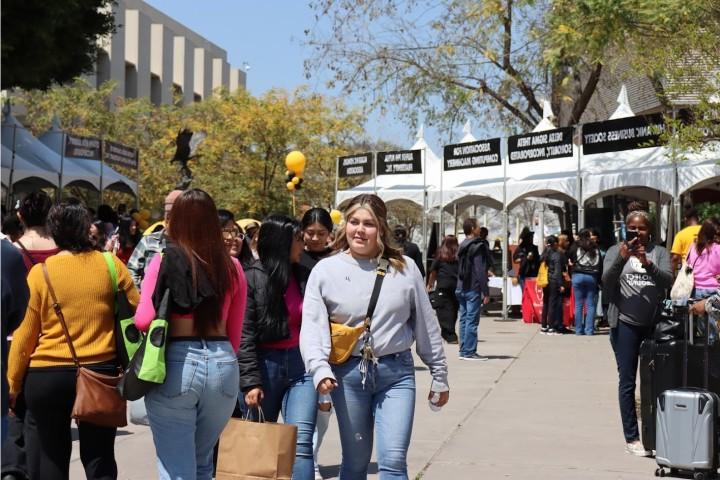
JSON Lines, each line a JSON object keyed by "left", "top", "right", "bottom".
{"left": 70, "top": 314, "right": 657, "bottom": 479}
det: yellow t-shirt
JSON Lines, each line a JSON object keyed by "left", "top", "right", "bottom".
{"left": 671, "top": 225, "right": 701, "bottom": 259}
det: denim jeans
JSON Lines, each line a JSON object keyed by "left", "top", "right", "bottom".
{"left": 455, "top": 289, "right": 482, "bottom": 357}
{"left": 244, "top": 346, "right": 317, "bottom": 480}
{"left": 695, "top": 288, "right": 719, "bottom": 343}
{"left": 610, "top": 321, "right": 653, "bottom": 442}
{"left": 331, "top": 351, "right": 416, "bottom": 480}
{"left": 145, "top": 339, "right": 239, "bottom": 480}
{"left": 572, "top": 273, "right": 598, "bottom": 335}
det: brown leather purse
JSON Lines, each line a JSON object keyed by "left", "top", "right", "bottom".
{"left": 42, "top": 263, "right": 127, "bottom": 428}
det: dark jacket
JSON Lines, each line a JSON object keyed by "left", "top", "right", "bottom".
{"left": 401, "top": 241, "right": 425, "bottom": 277}
{"left": 568, "top": 244, "right": 603, "bottom": 278}
{"left": 457, "top": 237, "right": 490, "bottom": 295}
{"left": 237, "top": 260, "right": 308, "bottom": 391}
{"left": 2, "top": 239, "right": 29, "bottom": 414}
{"left": 513, "top": 243, "right": 540, "bottom": 278}
{"left": 544, "top": 249, "right": 566, "bottom": 285}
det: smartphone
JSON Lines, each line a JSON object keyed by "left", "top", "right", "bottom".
{"left": 626, "top": 229, "right": 638, "bottom": 244}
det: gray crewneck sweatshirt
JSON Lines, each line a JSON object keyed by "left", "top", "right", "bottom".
{"left": 300, "top": 251, "right": 449, "bottom": 392}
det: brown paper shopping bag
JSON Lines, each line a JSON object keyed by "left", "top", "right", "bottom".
{"left": 216, "top": 416, "right": 298, "bottom": 480}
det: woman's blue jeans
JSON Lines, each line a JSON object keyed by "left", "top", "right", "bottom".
{"left": 572, "top": 273, "right": 598, "bottom": 335}
{"left": 244, "top": 346, "right": 318, "bottom": 480}
{"left": 145, "top": 339, "right": 239, "bottom": 480}
{"left": 331, "top": 350, "right": 416, "bottom": 480}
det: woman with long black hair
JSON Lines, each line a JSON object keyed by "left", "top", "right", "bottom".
{"left": 568, "top": 228, "right": 602, "bottom": 335}
{"left": 239, "top": 215, "right": 317, "bottom": 480}
{"left": 135, "top": 189, "right": 247, "bottom": 479}
{"left": 427, "top": 235, "right": 460, "bottom": 343}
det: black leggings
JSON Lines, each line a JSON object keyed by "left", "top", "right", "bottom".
{"left": 23, "top": 366, "right": 118, "bottom": 480}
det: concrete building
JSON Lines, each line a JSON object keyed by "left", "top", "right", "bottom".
{"left": 87, "top": 0, "right": 246, "bottom": 105}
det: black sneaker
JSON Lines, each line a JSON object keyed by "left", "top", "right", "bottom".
{"left": 540, "top": 326, "right": 549, "bottom": 335}
{"left": 547, "top": 328, "right": 558, "bottom": 336}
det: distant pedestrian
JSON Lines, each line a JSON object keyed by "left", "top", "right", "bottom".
{"left": 513, "top": 227, "right": 540, "bottom": 291}
{"left": 13, "top": 191, "right": 59, "bottom": 269}
{"left": 455, "top": 218, "right": 491, "bottom": 360}
{"left": 427, "top": 235, "right": 460, "bottom": 343}
{"left": 540, "top": 235, "right": 568, "bottom": 335}
{"left": 671, "top": 207, "right": 701, "bottom": 274}
{"left": 602, "top": 209, "right": 672, "bottom": 457}
{"left": 127, "top": 189, "right": 183, "bottom": 289}
{"left": 136, "top": 189, "right": 247, "bottom": 479}
{"left": 568, "top": 228, "right": 603, "bottom": 335}
{"left": 393, "top": 224, "right": 425, "bottom": 277}
{"left": 300, "top": 194, "right": 448, "bottom": 478}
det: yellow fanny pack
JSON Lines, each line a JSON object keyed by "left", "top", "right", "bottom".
{"left": 328, "top": 258, "right": 389, "bottom": 365}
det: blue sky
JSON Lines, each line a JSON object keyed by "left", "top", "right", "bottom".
{"left": 145, "top": 0, "right": 456, "bottom": 153}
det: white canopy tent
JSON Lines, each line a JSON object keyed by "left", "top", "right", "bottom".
{"left": 336, "top": 126, "right": 442, "bottom": 208}
{"left": 39, "top": 121, "right": 138, "bottom": 196}
{"left": 1, "top": 145, "right": 58, "bottom": 189}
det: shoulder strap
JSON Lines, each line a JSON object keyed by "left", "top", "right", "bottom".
{"left": 363, "top": 258, "right": 389, "bottom": 330}
{"left": 41, "top": 263, "right": 80, "bottom": 367}
{"left": 15, "top": 240, "right": 36, "bottom": 265}
{"left": 102, "top": 251, "right": 119, "bottom": 295}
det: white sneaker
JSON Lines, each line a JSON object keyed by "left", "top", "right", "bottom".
{"left": 625, "top": 442, "right": 651, "bottom": 457}
{"left": 459, "top": 353, "right": 488, "bottom": 361}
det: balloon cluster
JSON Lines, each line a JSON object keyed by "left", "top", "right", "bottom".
{"left": 131, "top": 209, "right": 152, "bottom": 231}
{"left": 285, "top": 151, "right": 306, "bottom": 192}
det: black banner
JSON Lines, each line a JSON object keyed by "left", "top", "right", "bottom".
{"left": 338, "top": 152, "right": 373, "bottom": 177}
{"left": 508, "top": 127, "right": 574, "bottom": 164}
{"left": 377, "top": 149, "right": 422, "bottom": 175}
{"left": 582, "top": 114, "right": 665, "bottom": 154}
{"left": 443, "top": 138, "right": 501, "bottom": 171}
{"left": 64, "top": 134, "right": 101, "bottom": 160}
{"left": 104, "top": 140, "right": 139, "bottom": 169}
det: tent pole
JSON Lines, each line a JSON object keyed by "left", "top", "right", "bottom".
{"left": 373, "top": 152, "right": 377, "bottom": 195}
{"left": 539, "top": 203, "right": 546, "bottom": 254}
{"left": 453, "top": 202, "right": 458, "bottom": 236}
{"left": 439, "top": 146, "right": 444, "bottom": 237}
{"left": 673, "top": 157, "right": 681, "bottom": 236}
{"left": 422, "top": 146, "right": 428, "bottom": 270}
{"left": 334, "top": 156, "right": 339, "bottom": 208}
{"left": 99, "top": 139, "right": 105, "bottom": 205}
{"left": 7, "top": 125, "right": 17, "bottom": 207}
{"left": 501, "top": 138, "right": 508, "bottom": 321}
{"left": 576, "top": 125, "right": 584, "bottom": 230}
{"left": 59, "top": 131, "right": 65, "bottom": 202}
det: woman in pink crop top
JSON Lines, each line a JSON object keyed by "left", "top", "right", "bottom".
{"left": 135, "top": 189, "right": 247, "bottom": 480}
{"left": 687, "top": 219, "right": 720, "bottom": 299}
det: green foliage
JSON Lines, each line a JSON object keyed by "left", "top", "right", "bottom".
{"left": 1, "top": 0, "right": 116, "bottom": 90}
{"left": 696, "top": 202, "right": 720, "bottom": 222}
{"left": 306, "top": 0, "right": 720, "bottom": 134}
{"left": 17, "top": 80, "right": 365, "bottom": 218}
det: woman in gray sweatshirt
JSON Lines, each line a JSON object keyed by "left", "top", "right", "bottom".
{"left": 300, "top": 194, "right": 449, "bottom": 479}
{"left": 602, "top": 209, "right": 673, "bottom": 457}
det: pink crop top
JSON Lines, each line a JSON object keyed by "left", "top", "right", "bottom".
{"left": 135, "top": 254, "right": 247, "bottom": 351}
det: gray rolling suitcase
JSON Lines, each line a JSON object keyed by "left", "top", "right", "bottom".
{"left": 655, "top": 306, "right": 719, "bottom": 479}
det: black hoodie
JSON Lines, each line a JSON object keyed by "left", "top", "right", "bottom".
{"left": 456, "top": 237, "right": 490, "bottom": 295}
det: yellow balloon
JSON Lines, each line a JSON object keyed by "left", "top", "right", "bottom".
{"left": 140, "top": 208, "right": 151, "bottom": 220}
{"left": 285, "top": 151, "right": 306, "bottom": 174}
{"left": 329, "top": 209, "right": 343, "bottom": 225}
{"left": 286, "top": 181, "right": 295, "bottom": 191}
{"left": 292, "top": 176, "right": 300, "bottom": 185}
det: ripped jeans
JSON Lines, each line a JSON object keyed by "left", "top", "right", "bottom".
{"left": 330, "top": 350, "right": 416, "bottom": 480}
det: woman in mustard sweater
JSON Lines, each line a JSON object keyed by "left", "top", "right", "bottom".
{"left": 7, "top": 201, "right": 139, "bottom": 480}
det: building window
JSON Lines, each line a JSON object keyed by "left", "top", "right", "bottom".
{"left": 96, "top": 51, "right": 111, "bottom": 88}
{"left": 125, "top": 62, "right": 138, "bottom": 99}
{"left": 151, "top": 74, "right": 161, "bottom": 106}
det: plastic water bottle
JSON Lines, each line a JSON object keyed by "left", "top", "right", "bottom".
{"left": 429, "top": 392, "right": 442, "bottom": 412}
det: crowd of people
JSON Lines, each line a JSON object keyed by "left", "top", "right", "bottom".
{"left": 0, "top": 189, "right": 448, "bottom": 480}
{"left": 1, "top": 188, "right": 718, "bottom": 478}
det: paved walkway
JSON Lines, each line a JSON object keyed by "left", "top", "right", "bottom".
{"left": 71, "top": 314, "right": 658, "bottom": 479}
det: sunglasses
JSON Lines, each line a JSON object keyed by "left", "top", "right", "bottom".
{"left": 222, "top": 228, "right": 245, "bottom": 241}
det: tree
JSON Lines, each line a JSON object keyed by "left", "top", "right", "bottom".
{"left": 17, "top": 80, "right": 366, "bottom": 218}
{"left": 2, "top": 0, "right": 116, "bottom": 91}
{"left": 306, "top": 0, "right": 720, "bottom": 133}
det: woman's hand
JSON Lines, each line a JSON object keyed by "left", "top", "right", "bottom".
{"left": 634, "top": 244, "right": 649, "bottom": 267}
{"left": 428, "top": 390, "right": 449, "bottom": 407}
{"left": 619, "top": 239, "right": 636, "bottom": 260}
{"left": 689, "top": 299, "right": 707, "bottom": 316}
{"left": 317, "top": 378, "right": 337, "bottom": 395}
{"left": 244, "top": 387, "right": 264, "bottom": 408}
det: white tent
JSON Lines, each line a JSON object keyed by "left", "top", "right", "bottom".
{"left": 1, "top": 114, "right": 98, "bottom": 190}
{"left": 1, "top": 145, "right": 58, "bottom": 188}
{"left": 336, "top": 126, "right": 442, "bottom": 207}
{"left": 430, "top": 120, "right": 505, "bottom": 211}
{"left": 39, "top": 122, "right": 138, "bottom": 196}
{"left": 502, "top": 101, "right": 579, "bottom": 208}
